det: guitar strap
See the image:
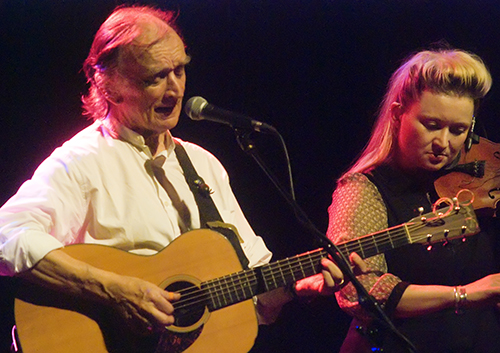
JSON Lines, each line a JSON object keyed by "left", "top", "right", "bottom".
{"left": 174, "top": 142, "right": 250, "bottom": 269}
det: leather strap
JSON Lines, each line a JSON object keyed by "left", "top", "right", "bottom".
{"left": 174, "top": 143, "right": 249, "bottom": 269}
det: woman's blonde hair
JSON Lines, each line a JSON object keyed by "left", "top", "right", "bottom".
{"left": 345, "top": 49, "right": 492, "bottom": 176}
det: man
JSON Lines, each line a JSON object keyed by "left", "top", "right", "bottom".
{"left": 0, "top": 5, "right": 354, "bottom": 351}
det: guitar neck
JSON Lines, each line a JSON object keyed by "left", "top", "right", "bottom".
{"left": 201, "top": 248, "right": 329, "bottom": 311}
{"left": 201, "top": 225, "right": 409, "bottom": 311}
{"left": 335, "top": 223, "right": 411, "bottom": 260}
{"left": 195, "top": 204, "right": 477, "bottom": 312}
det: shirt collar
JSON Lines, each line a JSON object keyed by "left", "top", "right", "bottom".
{"left": 100, "top": 117, "right": 175, "bottom": 158}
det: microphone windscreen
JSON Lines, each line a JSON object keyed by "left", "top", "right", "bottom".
{"left": 184, "top": 96, "right": 208, "bottom": 120}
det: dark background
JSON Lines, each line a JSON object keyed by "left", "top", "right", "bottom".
{"left": 2, "top": 1, "right": 500, "bottom": 352}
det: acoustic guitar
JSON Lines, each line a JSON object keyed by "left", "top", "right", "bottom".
{"left": 14, "top": 203, "right": 478, "bottom": 353}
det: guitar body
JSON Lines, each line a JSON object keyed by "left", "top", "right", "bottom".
{"left": 14, "top": 230, "right": 258, "bottom": 353}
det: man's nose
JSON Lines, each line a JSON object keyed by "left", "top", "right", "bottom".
{"left": 165, "top": 72, "right": 183, "bottom": 95}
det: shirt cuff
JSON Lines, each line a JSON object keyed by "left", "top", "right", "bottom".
{"left": 383, "top": 281, "right": 410, "bottom": 318}
{"left": 1, "top": 231, "right": 64, "bottom": 274}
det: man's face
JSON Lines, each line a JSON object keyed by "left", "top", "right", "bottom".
{"left": 111, "top": 24, "right": 189, "bottom": 135}
{"left": 394, "top": 90, "right": 474, "bottom": 173}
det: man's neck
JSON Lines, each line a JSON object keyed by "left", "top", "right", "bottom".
{"left": 103, "top": 116, "right": 171, "bottom": 157}
{"left": 144, "top": 131, "right": 170, "bottom": 157}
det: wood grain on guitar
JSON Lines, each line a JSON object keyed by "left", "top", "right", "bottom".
{"left": 15, "top": 230, "right": 257, "bottom": 353}
{"left": 14, "top": 203, "right": 479, "bottom": 352}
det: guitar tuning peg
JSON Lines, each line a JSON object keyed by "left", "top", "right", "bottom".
{"left": 442, "top": 229, "right": 450, "bottom": 246}
{"left": 418, "top": 207, "right": 426, "bottom": 221}
{"left": 426, "top": 234, "right": 432, "bottom": 251}
{"left": 461, "top": 226, "right": 467, "bottom": 242}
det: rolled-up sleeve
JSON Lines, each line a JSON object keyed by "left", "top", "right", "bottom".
{"left": 0, "top": 155, "right": 86, "bottom": 275}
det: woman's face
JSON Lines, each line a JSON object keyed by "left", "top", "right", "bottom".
{"left": 394, "top": 90, "right": 474, "bottom": 173}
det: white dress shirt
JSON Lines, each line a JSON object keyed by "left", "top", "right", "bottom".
{"left": 0, "top": 119, "right": 272, "bottom": 275}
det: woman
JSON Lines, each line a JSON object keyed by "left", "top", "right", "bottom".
{"left": 328, "top": 48, "right": 500, "bottom": 352}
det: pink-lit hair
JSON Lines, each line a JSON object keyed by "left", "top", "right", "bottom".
{"left": 344, "top": 48, "right": 492, "bottom": 177}
{"left": 81, "top": 5, "right": 180, "bottom": 121}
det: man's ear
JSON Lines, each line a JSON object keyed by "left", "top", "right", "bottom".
{"left": 104, "top": 89, "right": 124, "bottom": 105}
{"left": 96, "top": 72, "right": 124, "bottom": 105}
{"left": 390, "top": 102, "right": 403, "bottom": 122}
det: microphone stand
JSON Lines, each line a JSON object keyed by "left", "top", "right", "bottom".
{"left": 234, "top": 129, "right": 417, "bottom": 353}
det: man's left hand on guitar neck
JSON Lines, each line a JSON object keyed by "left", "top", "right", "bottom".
{"left": 255, "top": 255, "right": 367, "bottom": 325}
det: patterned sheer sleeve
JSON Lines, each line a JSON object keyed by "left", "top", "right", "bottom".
{"left": 326, "top": 173, "right": 403, "bottom": 320}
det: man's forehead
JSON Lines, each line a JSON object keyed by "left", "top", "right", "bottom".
{"left": 133, "top": 17, "right": 172, "bottom": 46}
{"left": 137, "top": 35, "right": 187, "bottom": 67}
{"left": 121, "top": 21, "right": 186, "bottom": 66}
{"left": 118, "top": 35, "right": 187, "bottom": 79}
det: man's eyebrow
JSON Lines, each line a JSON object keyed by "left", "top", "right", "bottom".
{"left": 166, "top": 55, "right": 191, "bottom": 71}
{"left": 148, "top": 56, "right": 191, "bottom": 77}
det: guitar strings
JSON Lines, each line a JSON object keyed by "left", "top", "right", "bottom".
{"left": 171, "top": 222, "right": 447, "bottom": 311}
{"left": 171, "top": 219, "right": 466, "bottom": 314}
{"left": 172, "top": 250, "right": 326, "bottom": 312}
{"left": 172, "top": 230, "right": 390, "bottom": 312}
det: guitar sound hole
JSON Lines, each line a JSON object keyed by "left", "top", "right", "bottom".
{"left": 166, "top": 281, "right": 207, "bottom": 328}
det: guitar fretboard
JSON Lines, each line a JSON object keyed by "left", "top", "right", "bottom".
{"left": 336, "top": 223, "right": 413, "bottom": 259}
{"left": 174, "top": 205, "right": 476, "bottom": 316}
{"left": 175, "top": 224, "right": 415, "bottom": 313}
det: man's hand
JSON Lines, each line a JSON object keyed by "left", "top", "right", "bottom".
{"left": 20, "top": 249, "right": 181, "bottom": 335}
{"left": 295, "top": 252, "right": 367, "bottom": 297}
{"left": 103, "top": 274, "right": 180, "bottom": 334}
{"left": 256, "top": 252, "right": 367, "bottom": 325}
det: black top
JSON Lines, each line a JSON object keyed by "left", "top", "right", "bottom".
{"left": 365, "top": 164, "right": 500, "bottom": 352}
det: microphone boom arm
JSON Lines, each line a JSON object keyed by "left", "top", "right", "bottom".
{"left": 234, "top": 128, "right": 417, "bottom": 353}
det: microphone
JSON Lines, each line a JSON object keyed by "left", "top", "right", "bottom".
{"left": 184, "top": 96, "right": 276, "bottom": 133}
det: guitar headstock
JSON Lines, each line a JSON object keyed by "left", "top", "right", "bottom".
{"left": 407, "top": 203, "right": 480, "bottom": 247}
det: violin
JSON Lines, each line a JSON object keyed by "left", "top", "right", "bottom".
{"left": 435, "top": 136, "right": 500, "bottom": 215}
